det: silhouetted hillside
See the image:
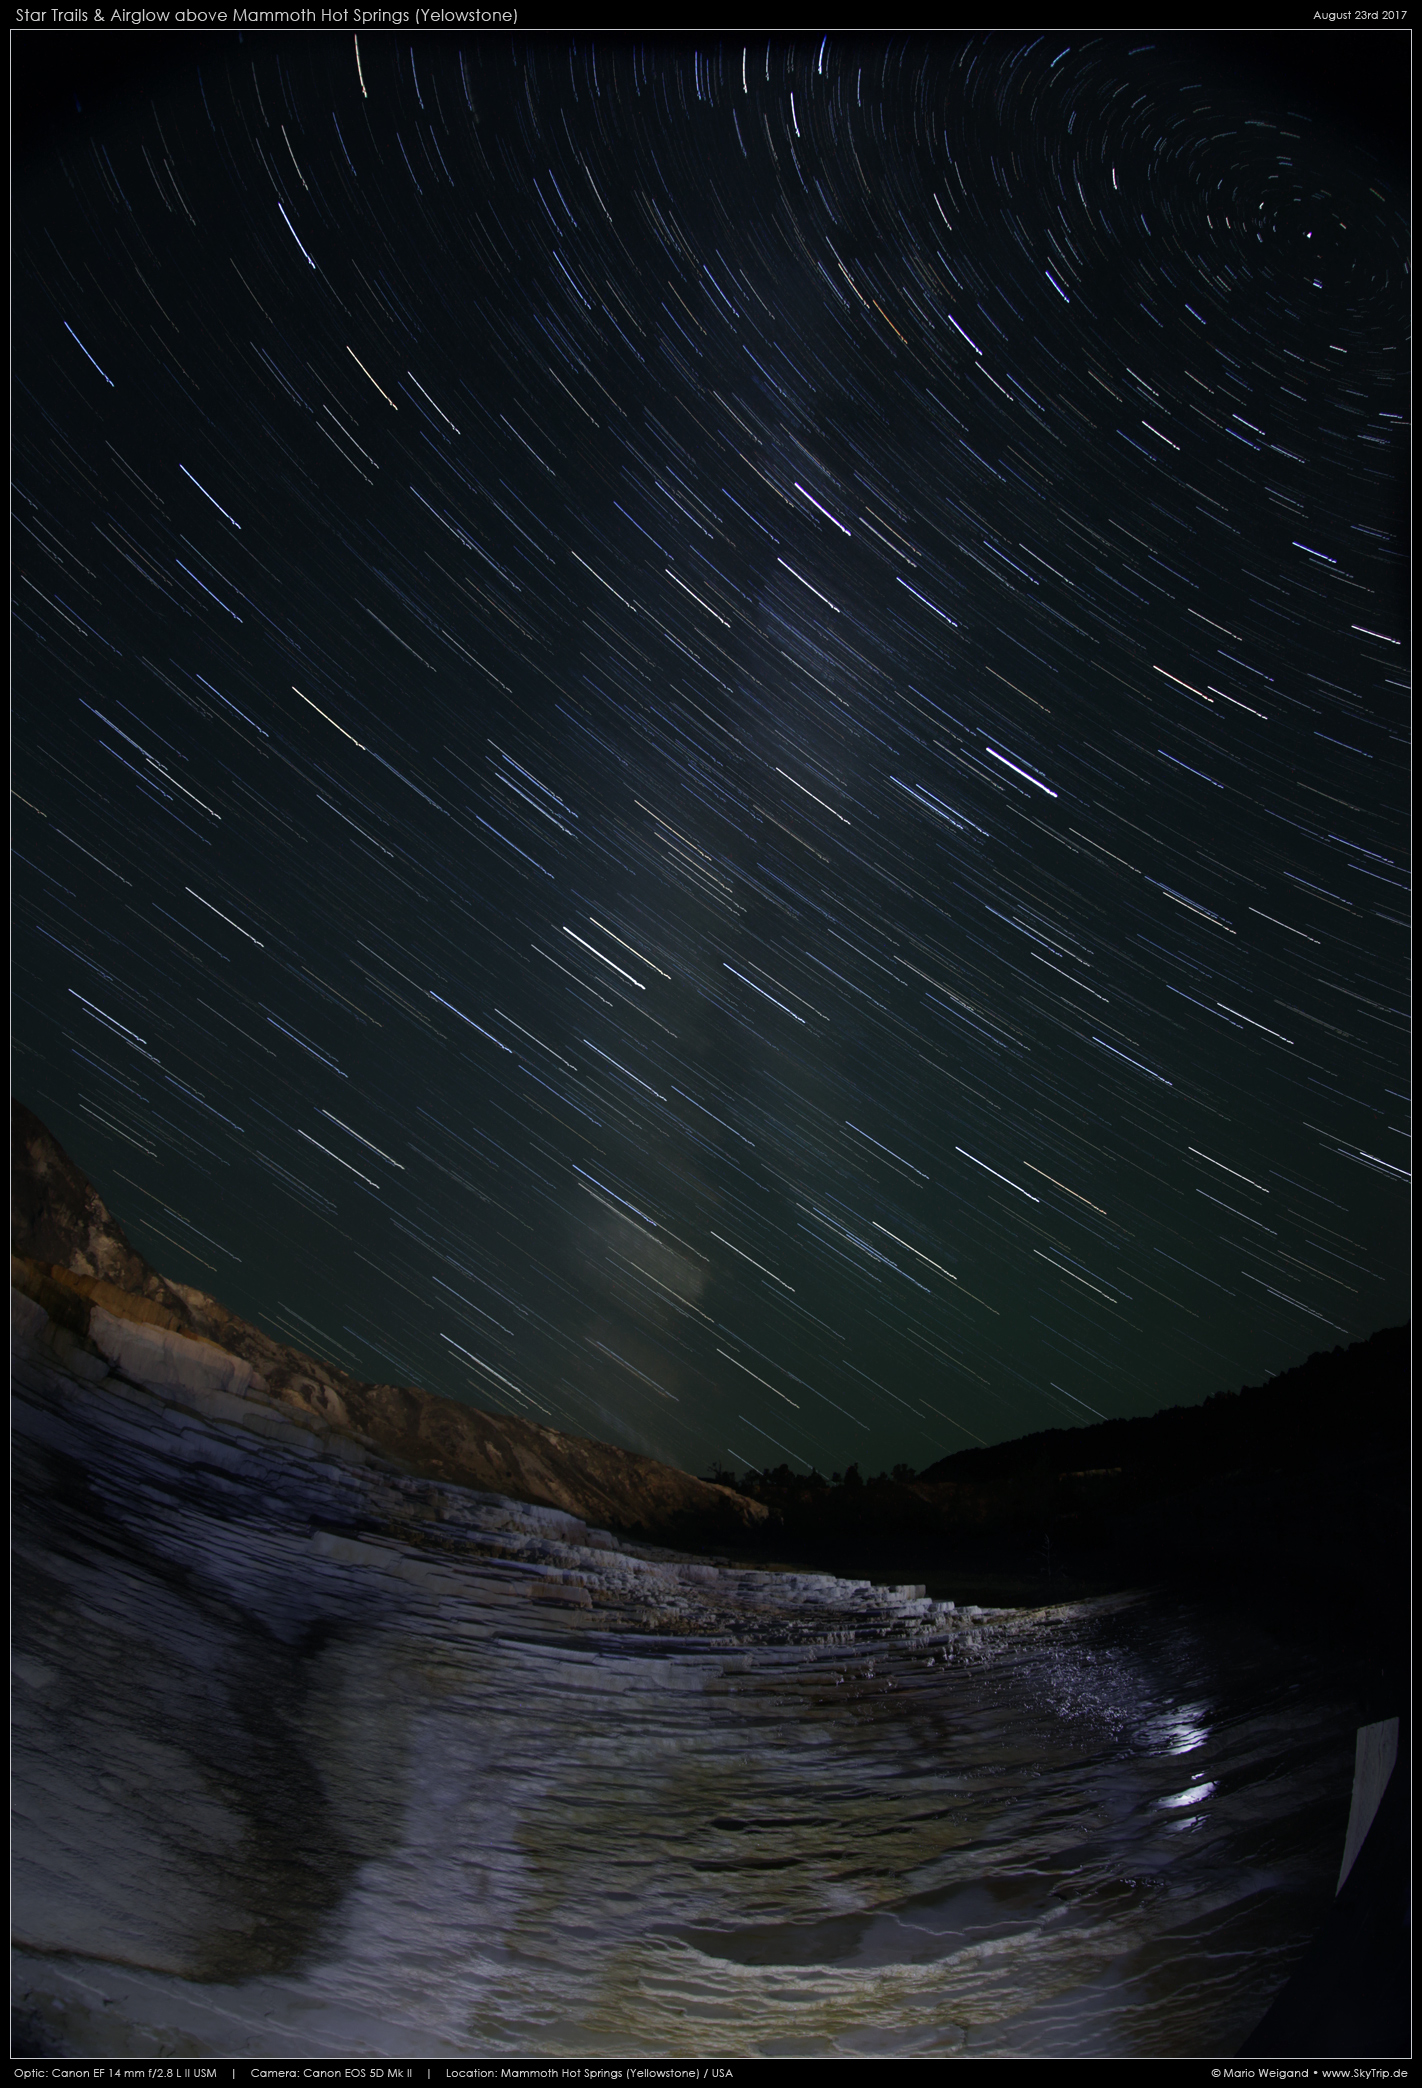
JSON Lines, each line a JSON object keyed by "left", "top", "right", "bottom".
{"left": 704, "top": 1327, "right": 1410, "bottom": 1669}
{"left": 914, "top": 1327, "right": 1409, "bottom": 1490}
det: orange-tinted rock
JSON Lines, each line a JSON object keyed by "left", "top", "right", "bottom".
{"left": 11, "top": 1102, "right": 196, "bottom": 1327}
{"left": 12, "top": 1103, "right": 766, "bottom": 1545}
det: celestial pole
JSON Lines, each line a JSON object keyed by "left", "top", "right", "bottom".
{"left": 12, "top": 30, "right": 1409, "bottom": 1480}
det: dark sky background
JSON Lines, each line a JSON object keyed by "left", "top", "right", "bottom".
{"left": 12, "top": 28, "right": 1410, "bottom": 1482}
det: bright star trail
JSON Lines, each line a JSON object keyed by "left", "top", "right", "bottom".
{"left": 12, "top": 32, "right": 1409, "bottom": 1479}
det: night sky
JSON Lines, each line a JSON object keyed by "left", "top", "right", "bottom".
{"left": 12, "top": 30, "right": 1410, "bottom": 1483}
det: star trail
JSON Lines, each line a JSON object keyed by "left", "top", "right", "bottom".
{"left": 12, "top": 31, "right": 1410, "bottom": 1481}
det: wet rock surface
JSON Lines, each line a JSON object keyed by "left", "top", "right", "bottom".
{"left": 12, "top": 1278, "right": 1035, "bottom": 2056}
{"left": 8, "top": 1108, "right": 1377, "bottom": 2059}
{"left": 11, "top": 1283, "right": 1370, "bottom": 2061}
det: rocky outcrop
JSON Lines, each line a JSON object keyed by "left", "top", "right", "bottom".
{"left": 11, "top": 1280, "right": 979, "bottom": 1645}
{"left": 167, "top": 1277, "right": 770, "bottom": 1541}
{"left": 11, "top": 1101, "right": 196, "bottom": 1325}
{"left": 11, "top": 1271, "right": 1033, "bottom": 2056}
{"left": 12, "top": 1271, "right": 1358, "bottom": 2066}
{"left": 10, "top": 1103, "right": 764, "bottom": 1545}
{"left": 8, "top": 1109, "right": 1387, "bottom": 2064}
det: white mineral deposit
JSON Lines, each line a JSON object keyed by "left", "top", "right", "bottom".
{"left": 12, "top": 1276, "right": 1363, "bottom": 2060}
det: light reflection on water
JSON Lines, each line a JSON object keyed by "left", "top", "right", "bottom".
{"left": 300, "top": 1592, "right": 1360, "bottom": 2057}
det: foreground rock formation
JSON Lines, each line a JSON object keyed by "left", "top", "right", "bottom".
{"left": 10, "top": 1104, "right": 1381, "bottom": 2061}
{"left": 11, "top": 1101, "right": 766, "bottom": 1546}
{"left": 12, "top": 1230, "right": 1019, "bottom": 2057}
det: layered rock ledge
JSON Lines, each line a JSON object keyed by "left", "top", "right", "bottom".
{"left": 12, "top": 1276, "right": 1013, "bottom": 1651}
{"left": 12, "top": 1102, "right": 1044, "bottom": 2059}
{"left": 13, "top": 1270, "right": 1026, "bottom": 2054}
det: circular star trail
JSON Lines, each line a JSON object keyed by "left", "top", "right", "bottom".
{"left": 12, "top": 32, "right": 1410, "bottom": 1479}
